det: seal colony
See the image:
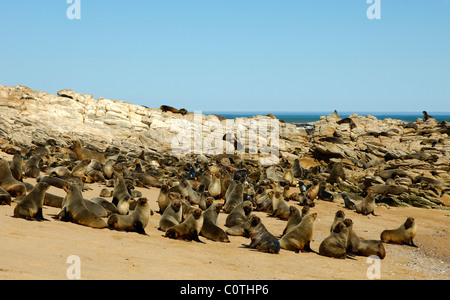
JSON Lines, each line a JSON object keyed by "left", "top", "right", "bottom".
{"left": 0, "top": 85, "right": 449, "bottom": 278}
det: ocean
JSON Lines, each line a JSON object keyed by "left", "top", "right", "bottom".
{"left": 203, "top": 111, "right": 450, "bottom": 128}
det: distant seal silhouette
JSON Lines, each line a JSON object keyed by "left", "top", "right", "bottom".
{"left": 355, "top": 192, "right": 377, "bottom": 216}
{"left": 380, "top": 217, "right": 417, "bottom": 247}
{"left": 243, "top": 215, "right": 280, "bottom": 254}
{"left": 164, "top": 208, "right": 204, "bottom": 242}
{"left": 107, "top": 197, "right": 150, "bottom": 235}
{"left": 160, "top": 105, "right": 180, "bottom": 114}
{"left": 200, "top": 202, "right": 230, "bottom": 243}
{"left": 158, "top": 199, "right": 183, "bottom": 232}
{"left": 319, "top": 221, "right": 350, "bottom": 259}
{"left": 423, "top": 111, "right": 434, "bottom": 121}
{"left": 279, "top": 212, "right": 317, "bottom": 253}
{"left": 13, "top": 182, "right": 50, "bottom": 221}
{"left": 71, "top": 140, "right": 106, "bottom": 163}
{"left": 0, "top": 158, "right": 27, "bottom": 197}
{"left": 57, "top": 184, "right": 108, "bottom": 229}
{"left": 344, "top": 219, "right": 386, "bottom": 259}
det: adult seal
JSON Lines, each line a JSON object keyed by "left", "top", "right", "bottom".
{"left": 158, "top": 199, "right": 183, "bottom": 232}
{"left": 164, "top": 208, "right": 204, "bottom": 242}
{"left": 344, "top": 219, "right": 386, "bottom": 259}
{"left": 13, "top": 182, "right": 50, "bottom": 221}
{"left": 0, "top": 158, "right": 27, "bottom": 197}
{"left": 279, "top": 212, "right": 317, "bottom": 253}
{"left": 71, "top": 140, "right": 106, "bottom": 163}
{"left": 107, "top": 197, "right": 151, "bottom": 235}
{"left": 243, "top": 215, "right": 280, "bottom": 254}
{"left": 57, "top": 184, "right": 108, "bottom": 229}
{"left": 380, "top": 217, "right": 417, "bottom": 247}
{"left": 318, "top": 221, "right": 351, "bottom": 259}
{"left": 200, "top": 202, "right": 230, "bottom": 243}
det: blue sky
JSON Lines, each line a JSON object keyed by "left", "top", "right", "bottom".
{"left": 1, "top": 0, "right": 449, "bottom": 112}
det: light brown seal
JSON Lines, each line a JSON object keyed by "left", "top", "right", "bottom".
{"left": 13, "top": 182, "right": 50, "bottom": 221}
{"left": 24, "top": 154, "right": 42, "bottom": 178}
{"left": 107, "top": 197, "right": 150, "bottom": 235}
{"left": 355, "top": 192, "right": 377, "bottom": 216}
{"left": 380, "top": 217, "right": 417, "bottom": 247}
{"left": 57, "top": 184, "right": 108, "bottom": 229}
{"left": 164, "top": 208, "right": 204, "bottom": 242}
{"left": 279, "top": 212, "right": 317, "bottom": 253}
{"left": 71, "top": 140, "right": 106, "bottom": 163}
{"left": 318, "top": 221, "right": 350, "bottom": 259}
{"left": 344, "top": 219, "right": 386, "bottom": 259}
{"left": 0, "top": 158, "right": 27, "bottom": 197}
{"left": 200, "top": 202, "right": 230, "bottom": 243}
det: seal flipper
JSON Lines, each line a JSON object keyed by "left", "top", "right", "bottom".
{"left": 134, "top": 221, "right": 148, "bottom": 236}
{"left": 190, "top": 229, "right": 205, "bottom": 243}
{"left": 35, "top": 208, "right": 49, "bottom": 222}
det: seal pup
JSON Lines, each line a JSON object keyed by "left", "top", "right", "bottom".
{"left": 344, "top": 219, "right": 386, "bottom": 259}
{"left": 291, "top": 159, "right": 305, "bottom": 178}
{"left": 158, "top": 199, "right": 183, "bottom": 232}
{"left": 71, "top": 159, "right": 91, "bottom": 179}
{"left": 242, "top": 215, "right": 280, "bottom": 254}
{"left": 13, "top": 182, "right": 50, "bottom": 221}
{"left": 380, "top": 217, "right": 417, "bottom": 247}
{"left": 225, "top": 200, "right": 253, "bottom": 228}
{"left": 319, "top": 221, "right": 350, "bottom": 259}
{"left": 57, "top": 184, "right": 108, "bottom": 229}
{"left": 200, "top": 202, "right": 230, "bottom": 243}
{"left": 107, "top": 197, "right": 151, "bottom": 235}
{"left": 279, "top": 212, "right": 317, "bottom": 253}
{"left": 280, "top": 206, "right": 310, "bottom": 237}
{"left": 355, "top": 192, "right": 377, "bottom": 216}
{"left": 0, "top": 158, "right": 27, "bottom": 196}
{"left": 157, "top": 184, "right": 172, "bottom": 213}
{"left": 342, "top": 193, "right": 356, "bottom": 210}
{"left": 330, "top": 210, "right": 346, "bottom": 232}
{"left": 164, "top": 208, "right": 204, "bottom": 242}
{"left": 112, "top": 172, "right": 132, "bottom": 215}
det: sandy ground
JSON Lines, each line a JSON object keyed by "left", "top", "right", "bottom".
{"left": 0, "top": 153, "right": 449, "bottom": 280}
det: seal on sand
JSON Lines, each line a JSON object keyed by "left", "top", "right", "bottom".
{"left": 355, "top": 192, "right": 377, "bottom": 216}
{"left": 279, "top": 212, "right": 317, "bottom": 253}
{"left": 13, "top": 182, "right": 50, "bottom": 221}
{"left": 164, "top": 208, "right": 204, "bottom": 242}
{"left": 344, "top": 219, "right": 386, "bottom": 259}
{"left": 200, "top": 202, "right": 230, "bottom": 243}
{"left": 158, "top": 199, "right": 183, "bottom": 232}
{"left": 243, "top": 215, "right": 280, "bottom": 254}
{"left": 57, "top": 184, "right": 108, "bottom": 229}
{"left": 0, "top": 186, "right": 12, "bottom": 205}
{"left": 0, "top": 158, "right": 27, "bottom": 197}
{"left": 107, "top": 197, "right": 151, "bottom": 235}
{"left": 318, "top": 221, "right": 350, "bottom": 259}
{"left": 380, "top": 217, "right": 417, "bottom": 247}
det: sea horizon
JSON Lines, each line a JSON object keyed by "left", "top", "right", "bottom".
{"left": 203, "top": 111, "right": 450, "bottom": 126}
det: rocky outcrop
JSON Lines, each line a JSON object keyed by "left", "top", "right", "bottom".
{"left": 1, "top": 84, "right": 449, "bottom": 208}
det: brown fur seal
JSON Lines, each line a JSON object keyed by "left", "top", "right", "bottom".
{"left": 292, "top": 158, "right": 305, "bottom": 178}
{"left": 318, "top": 221, "right": 350, "bottom": 259}
{"left": 279, "top": 212, "right": 317, "bottom": 253}
{"left": 0, "top": 186, "right": 12, "bottom": 205}
{"left": 71, "top": 159, "right": 91, "bottom": 178}
{"left": 223, "top": 181, "right": 244, "bottom": 213}
{"left": 330, "top": 210, "right": 346, "bottom": 232}
{"left": 57, "top": 184, "right": 108, "bottom": 229}
{"left": 112, "top": 172, "right": 132, "bottom": 215}
{"left": 355, "top": 192, "right": 377, "bottom": 216}
{"left": 0, "top": 158, "right": 27, "bottom": 196}
{"left": 24, "top": 154, "right": 42, "bottom": 178}
{"left": 13, "top": 182, "right": 50, "bottom": 221}
{"left": 158, "top": 199, "right": 183, "bottom": 232}
{"left": 344, "top": 219, "right": 386, "bottom": 259}
{"left": 200, "top": 202, "right": 230, "bottom": 243}
{"left": 342, "top": 193, "right": 356, "bottom": 210}
{"left": 256, "top": 190, "right": 274, "bottom": 213}
{"left": 157, "top": 184, "right": 172, "bottom": 213}
{"left": 304, "top": 179, "right": 320, "bottom": 201}
{"left": 243, "top": 215, "right": 280, "bottom": 254}
{"left": 380, "top": 217, "right": 417, "bottom": 247}
{"left": 225, "top": 200, "right": 253, "bottom": 228}
{"left": 208, "top": 172, "right": 221, "bottom": 198}
{"left": 71, "top": 140, "right": 106, "bottom": 163}
{"left": 10, "top": 154, "right": 23, "bottom": 181}
{"left": 160, "top": 105, "right": 179, "bottom": 114}
{"left": 107, "top": 197, "right": 150, "bottom": 235}
{"left": 270, "top": 191, "right": 290, "bottom": 220}
{"left": 280, "top": 206, "right": 310, "bottom": 237}
{"left": 164, "top": 208, "right": 204, "bottom": 242}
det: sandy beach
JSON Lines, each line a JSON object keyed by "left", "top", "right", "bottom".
{"left": 0, "top": 153, "right": 448, "bottom": 280}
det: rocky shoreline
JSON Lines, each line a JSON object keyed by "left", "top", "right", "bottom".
{"left": 1, "top": 84, "right": 449, "bottom": 209}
